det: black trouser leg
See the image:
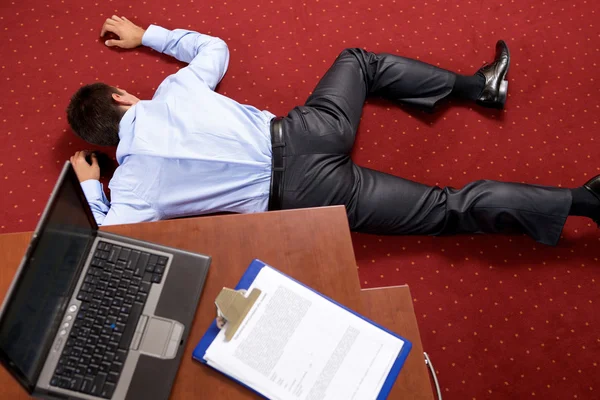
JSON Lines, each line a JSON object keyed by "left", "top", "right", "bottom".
{"left": 301, "top": 48, "right": 456, "bottom": 154}
{"left": 347, "top": 166, "right": 572, "bottom": 246}
{"left": 278, "top": 48, "right": 572, "bottom": 245}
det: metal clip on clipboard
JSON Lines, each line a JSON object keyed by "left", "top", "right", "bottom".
{"left": 214, "top": 288, "right": 262, "bottom": 342}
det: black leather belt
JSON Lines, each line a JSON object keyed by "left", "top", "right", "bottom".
{"left": 268, "top": 117, "right": 285, "bottom": 210}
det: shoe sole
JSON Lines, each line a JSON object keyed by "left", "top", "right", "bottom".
{"left": 499, "top": 40, "right": 510, "bottom": 80}
{"left": 498, "top": 41, "right": 510, "bottom": 108}
{"left": 498, "top": 80, "right": 508, "bottom": 107}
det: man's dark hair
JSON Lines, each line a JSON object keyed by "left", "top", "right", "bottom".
{"left": 66, "top": 83, "right": 124, "bottom": 146}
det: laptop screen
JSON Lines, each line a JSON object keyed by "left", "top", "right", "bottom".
{"left": 0, "top": 163, "right": 97, "bottom": 391}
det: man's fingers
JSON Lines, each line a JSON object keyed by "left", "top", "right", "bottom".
{"left": 122, "top": 16, "right": 129, "bottom": 21}
{"left": 112, "top": 15, "right": 123, "bottom": 22}
{"left": 100, "top": 22, "right": 118, "bottom": 38}
{"left": 105, "top": 39, "right": 125, "bottom": 48}
{"left": 90, "top": 153, "right": 99, "bottom": 166}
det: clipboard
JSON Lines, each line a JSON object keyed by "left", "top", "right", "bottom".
{"left": 192, "top": 259, "right": 413, "bottom": 399}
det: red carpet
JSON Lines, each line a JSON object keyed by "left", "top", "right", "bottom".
{"left": 1, "top": 0, "right": 599, "bottom": 398}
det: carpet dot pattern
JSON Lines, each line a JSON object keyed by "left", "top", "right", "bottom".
{"left": 1, "top": 0, "right": 599, "bottom": 398}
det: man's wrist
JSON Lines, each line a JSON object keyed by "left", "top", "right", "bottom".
{"left": 141, "top": 25, "right": 169, "bottom": 52}
{"left": 136, "top": 28, "right": 147, "bottom": 47}
{"left": 80, "top": 179, "right": 105, "bottom": 203}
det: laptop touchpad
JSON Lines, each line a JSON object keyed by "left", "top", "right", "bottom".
{"left": 139, "top": 317, "right": 184, "bottom": 359}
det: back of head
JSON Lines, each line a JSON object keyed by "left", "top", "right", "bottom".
{"left": 66, "top": 83, "right": 123, "bottom": 146}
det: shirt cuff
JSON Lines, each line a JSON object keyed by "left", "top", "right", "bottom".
{"left": 80, "top": 180, "right": 106, "bottom": 202}
{"left": 142, "top": 24, "right": 169, "bottom": 53}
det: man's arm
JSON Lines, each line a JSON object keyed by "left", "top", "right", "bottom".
{"left": 71, "top": 151, "right": 110, "bottom": 225}
{"left": 100, "top": 16, "right": 229, "bottom": 90}
{"left": 71, "top": 151, "right": 157, "bottom": 226}
{"left": 143, "top": 25, "right": 229, "bottom": 90}
{"left": 81, "top": 180, "right": 158, "bottom": 226}
{"left": 80, "top": 179, "right": 112, "bottom": 225}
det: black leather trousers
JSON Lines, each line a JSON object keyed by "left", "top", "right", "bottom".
{"left": 274, "top": 49, "right": 571, "bottom": 245}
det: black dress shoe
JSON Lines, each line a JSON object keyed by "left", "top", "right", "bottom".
{"left": 583, "top": 175, "right": 600, "bottom": 202}
{"left": 476, "top": 40, "right": 510, "bottom": 109}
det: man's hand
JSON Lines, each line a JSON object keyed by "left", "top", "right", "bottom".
{"left": 70, "top": 151, "right": 100, "bottom": 183}
{"left": 100, "top": 16, "right": 146, "bottom": 49}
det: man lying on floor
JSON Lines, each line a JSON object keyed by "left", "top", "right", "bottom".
{"left": 67, "top": 15, "right": 600, "bottom": 246}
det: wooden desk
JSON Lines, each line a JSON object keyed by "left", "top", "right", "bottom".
{"left": 0, "top": 206, "right": 434, "bottom": 400}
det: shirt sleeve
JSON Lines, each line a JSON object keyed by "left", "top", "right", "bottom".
{"left": 80, "top": 180, "right": 158, "bottom": 226}
{"left": 142, "top": 24, "right": 230, "bottom": 90}
{"left": 80, "top": 180, "right": 111, "bottom": 226}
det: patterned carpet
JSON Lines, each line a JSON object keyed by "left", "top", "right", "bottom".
{"left": 1, "top": 0, "right": 599, "bottom": 398}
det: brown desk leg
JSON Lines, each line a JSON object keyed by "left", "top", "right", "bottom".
{"left": 360, "top": 286, "right": 435, "bottom": 400}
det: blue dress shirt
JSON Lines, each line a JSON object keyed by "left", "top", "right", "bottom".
{"left": 81, "top": 25, "right": 275, "bottom": 226}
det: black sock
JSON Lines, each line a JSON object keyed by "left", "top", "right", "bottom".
{"left": 451, "top": 72, "right": 485, "bottom": 101}
{"left": 569, "top": 186, "right": 600, "bottom": 220}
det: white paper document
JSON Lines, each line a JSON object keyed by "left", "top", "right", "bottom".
{"left": 204, "top": 266, "right": 405, "bottom": 400}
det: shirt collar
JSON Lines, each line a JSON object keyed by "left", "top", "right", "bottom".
{"left": 118, "top": 105, "right": 137, "bottom": 140}
{"left": 116, "top": 105, "right": 138, "bottom": 164}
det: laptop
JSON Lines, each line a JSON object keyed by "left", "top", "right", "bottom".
{"left": 0, "top": 161, "right": 211, "bottom": 399}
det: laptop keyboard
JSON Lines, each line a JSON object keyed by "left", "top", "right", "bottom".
{"left": 50, "top": 241, "right": 168, "bottom": 398}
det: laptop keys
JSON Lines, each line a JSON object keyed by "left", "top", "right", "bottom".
{"left": 139, "top": 282, "right": 151, "bottom": 293}
{"left": 134, "top": 253, "right": 149, "bottom": 276}
{"left": 76, "top": 292, "right": 93, "bottom": 302}
{"left": 135, "top": 292, "right": 147, "bottom": 303}
{"left": 90, "top": 299, "right": 102, "bottom": 309}
{"left": 69, "top": 375, "right": 83, "bottom": 391}
{"left": 114, "top": 349, "right": 127, "bottom": 364}
{"left": 82, "top": 346, "right": 94, "bottom": 357}
{"left": 52, "top": 241, "right": 170, "bottom": 396}
{"left": 81, "top": 377, "right": 94, "bottom": 394}
{"left": 106, "top": 372, "right": 119, "bottom": 384}
{"left": 113, "top": 321, "right": 125, "bottom": 332}
{"left": 91, "top": 355, "right": 103, "bottom": 366}
{"left": 91, "top": 373, "right": 107, "bottom": 396}
{"left": 142, "top": 272, "right": 152, "bottom": 283}
{"left": 101, "top": 382, "right": 116, "bottom": 399}
{"left": 51, "top": 376, "right": 70, "bottom": 389}
{"left": 71, "top": 347, "right": 83, "bottom": 358}
{"left": 99, "top": 361, "right": 111, "bottom": 374}
{"left": 126, "top": 251, "right": 140, "bottom": 271}
{"left": 119, "top": 302, "right": 143, "bottom": 350}
{"left": 107, "top": 246, "right": 121, "bottom": 263}
{"left": 100, "top": 271, "right": 111, "bottom": 282}
{"left": 118, "top": 248, "right": 131, "bottom": 261}
{"left": 105, "top": 342, "right": 118, "bottom": 354}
